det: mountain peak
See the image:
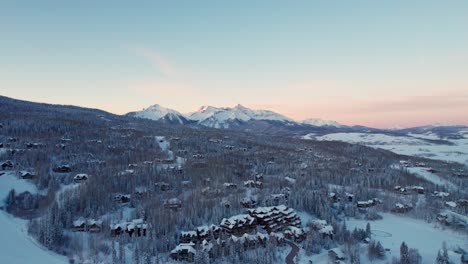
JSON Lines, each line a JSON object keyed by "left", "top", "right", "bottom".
{"left": 302, "top": 118, "right": 344, "bottom": 127}
{"left": 127, "top": 104, "right": 188, "bottom": 124}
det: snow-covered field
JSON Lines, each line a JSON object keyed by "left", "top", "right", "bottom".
{"left": 304, "top": 131, "right": 468, "bottom": 165}
{"left": 346, "top": 213, "right": 468, "bottom": 263}
{"left": 0, "top": 172, "right": 67, "bottom": 264}
{"left": 406, "top": 167, "right": 458, "bottom": 190}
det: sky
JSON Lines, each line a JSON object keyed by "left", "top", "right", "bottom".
{"left": 0, "top": 0, "right": 467, "bottom": 128}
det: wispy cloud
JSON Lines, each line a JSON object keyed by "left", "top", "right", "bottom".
{"left": 133, "top": 47, "right": 176, "bottom": 77}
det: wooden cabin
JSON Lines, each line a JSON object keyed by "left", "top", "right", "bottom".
{"left": 248, "top": 205, "right": 301, "bottom": 233}
{"left": 329, "top": 248, "right": 345, "bottom": 262}
{"left": 20, "top": 171, "right": 36, "bottom": 180}
{"left": 114, "top": 194, "right": 131, "bottom": 204}
{"left": 170, "top": 242, "right": 196, "bottom": 262}
{"left": 220, "top": 214, "right": 257, "bottom": 236}
{"left": 164, "top": 198, "right": 182, "bottom": 210}
{"left": 53, "top": 165, "right": 72, "bottom": 173}
{"left": 1, "top": 160, "right": 14, "bottom": 170}
{"left": 73, "top": 173, "right": 89, "bottom": 183}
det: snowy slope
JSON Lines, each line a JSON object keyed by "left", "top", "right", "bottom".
{"left": 0, "top": 172, "right": 67, "bottom": 264}
{"left": 301, "top": 118, "right": 344, "bottom": 127}
{"left": 127, "top": 104, "right": 188, "bottom": 124}
{"left": 305, "top": 132, "right": 468, "bottom": 165}
{"left": 188, "top": 104, "right": 293, "bottom": 128}
{"left": 346, "top": 213, "right": 467, "bottom": 263}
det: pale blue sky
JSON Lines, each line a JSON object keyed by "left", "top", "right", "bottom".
{"left": 1, "top": 1, "right": 467, "bottom": 127}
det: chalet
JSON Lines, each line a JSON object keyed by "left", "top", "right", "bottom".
{"left": 244, "top": 180, "right": 263, "bottom": 189}
{"left": 329, "top": 248, "right": 345, "bottom": 262}
{"left": 220, "top": 214, "right": 257, "bottom": 236}
{"left": 111, "top": 219, "right": 147, "bottom": 237}
{"left": 433, "top": 191, "right": 450, "bottom": 198}
{"left": 126, "top": 219, "right": 148, "bottom": 237}
{"left": 410, "top": 186, "right": 425, "bottom": 194}
{"left": 8, "top": 137, "right": 17, "bottom": 142}
{"left": 110, "top": 223, "right": 126, "bottom": 236}
{"left": 134, "top": 187, "right": 148, "bottom": 198}
{"left": 164, "top": 198, "right": 182, "bottom": 210}
{"left": 399, "top": 160, "right": 410, "bottom": 167}
{"left": 72, "top": 219, "right": 86, "bottom": 232}
{"left": 345, "top": 192, "right": 355, "bottom": 202}
{"left": 394, "top": 186, "right": 407, "bottom": 194}
{"left": 73, "top": 173, "right": 89, "bottom": 183}
{"left": 20, "top": 171, "right": 36, "bottom": 180}
{"left": 192, "top": 153, "right": 204, "bottom": 159}
{"left": 241, "top": 197, "right": 257, "bottom": 208}
{"left": 426, "top": 167, "right": 437, "bottom": 173}
{"left": 87, "top": 219, "right": 103, "bottom": 233}
{"left": 223, "top": 182, "right": 238, "bottom": 189}
{"left": 329, "top": 192, "right": 339, "bottom": 202}
{"left": 436, "top": 213, "right": 450, "bottom": 226}
{"left": 170, "top": 242, "right": 196, "bottom": 262}
{"left": 114, "top": 194, "right": 131, "bottom": 204}
{"left": 392, "top": 203, "right": 413, "bottom": 213}
{"left": 1, "top": 160, "right": 13, "bottom": 170}
{"left": 357, "top": 198, "right": 381, "bottom": 208}
{"left": 254, "top": 173, "right": 264, "bottom": 181}
{"left": 309, "top": 219, "right": 334, "bottom": 239}
{"left": 224, "top": 145, "right": 235, "bottom": 150}
{"left": 284, "top": 226, "right": 306, "bottom": 242}
{"left": 25, "top": 143, "right": 43, "bottom": 149}
{"left": 53, "top": 165, "right": 72, "bottom": 173}
{"left": 143, "top": 161, "right": 153, "bottom": 165}
{"left": 180, "top": 231, "right": 198, "bottom": 243}
{"left": 128, "top": 163, "right": 138, "bottom": 169}
{"left": 248, "top": 205, "right": 301, "bottom": 233}
{"left": 415, "top": 162, "right": 427, "bottom": 167}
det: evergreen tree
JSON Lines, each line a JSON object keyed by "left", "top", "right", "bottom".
{"left": 400, "top": 242, "right": 409, "bottom": 264}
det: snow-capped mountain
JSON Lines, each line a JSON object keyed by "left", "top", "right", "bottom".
{"left": 188, "top": 104, "right": 293, "bottom": 128}
{"left": 126, "top": 104, "right": 189, "bottom": 124}
{"left": 301, "top": 118, "right": 344, "bottom": 127}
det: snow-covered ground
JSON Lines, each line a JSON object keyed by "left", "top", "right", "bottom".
{"left": 0, "top": 172, "right": 67, "bottom": 264}
{"left": 346, "top": 213, "right": 468, "bottom": 263}
{"left": 305, "top": 132, "right": 468, "bottom": 165}
{"left": 406, "top": 167, "right": 458, "bottom": 190}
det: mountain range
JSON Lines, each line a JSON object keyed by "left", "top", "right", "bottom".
{"left": 127, "top": 103, "right": 345, "bottom": 129}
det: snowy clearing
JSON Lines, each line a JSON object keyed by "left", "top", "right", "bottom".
{"left": 0, "top": 172, "right": 67, "bottom": 264}
{"left": 305, "top": 132, "right": 468, "bottom": 165}
{"left": 406, "top": 167, "right": 458, "bottom": 190}
{"left": 346, "top": 213, "right": 468, "bottom": 263}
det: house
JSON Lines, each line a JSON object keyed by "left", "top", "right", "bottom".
{"left": 410, "top": 186, "right": 425, "bottom": 194}
{"left": 433, "top": 191, "right": 450, "bottom": 198}
{"left": 329, "top": 192, "right": 339, "bottom": 202}
{"left": 111, "top": 219, "right": 147, "bottom": 237}
{"left": 114, "top": 194, "right": 131, "bottom": 204}
{"left": 329, "top": 248, "right": 345, "bottom": 262}
{"left": 345, "top": 192, "right": 355, "bottom": 202}
{"left": 223, "top": 182, "right": 238, "bottom": 189}
{"left": 164, "top": 198, "right": 182, "bottom": 210}
{"left": 248, "top": 205, "right": 301, "bottom": 233}
{"left": 72, "top": 219, "right": 86, "bottom": 232}
{"left": 309, "top": 219, "right": 334, "bottom": 239}
{"left": 134, "top": 187, "right": 148, "bottom": 198}
{"left": 20, "top": 171, "right": 36, "bottom": 180}
{"left": 170, "top": 242, "right": 196, "bottom": 262}
{"left": 87, "top": 219, "right": 103, "bottom": 233}
{"left": 241, "top": 197, "right": 257, "bottom": 208}
{"left": 392, "top": 203, "right": 413, "bottom": 213}
{"left": 180, "top": 231, "right": 198, "bottom": 243}
{"left": 126, "top": 219, "right": 148, "bottom": 237}
{"left": 53, "top": 165, "right": 72, "bottom": 173}
{"left": 458, "top": 199, "right": 468, "bottom": 208}
{"left": 244, "top": 180, "right": 263, "bottom": 188}
{"left": 220, "top": 214, "right": 257, "bottom": 236}
{"left": 1, "top": 160, "right": 14, "bottom": 170}
{"left": 25, "top": 143, "right": 43, "bottom": 149}
{"left": 73, "top": 173, "right": 89, "bottom": 183}
{"left": 284, "top": 226, "right": 306, "bottom": 242}
{"left": 357, "top": 198, "right": 380, "bottom": 208}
